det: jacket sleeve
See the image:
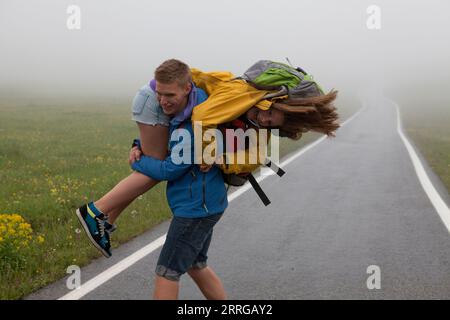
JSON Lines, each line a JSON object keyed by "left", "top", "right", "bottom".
{"left": 190, "top": 68, "right": 272, "bottom": 127}
{"left": 131, "top": 154, "right": 192, "bottom": 181}
{"left": 131, "top": 130, "right": 193, "bottom": 181}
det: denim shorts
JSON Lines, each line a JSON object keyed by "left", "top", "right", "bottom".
{"left": 156, "top": 213, "right": 223, "bottom": 281}
{"left": 131, "top": 85, "right": 170, "bottom": 126}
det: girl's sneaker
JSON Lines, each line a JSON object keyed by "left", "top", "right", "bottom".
{"left": 75, "top": 204, "right": 112, "bottom": 258}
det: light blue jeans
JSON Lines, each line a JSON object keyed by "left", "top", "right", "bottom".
{"left": 131, "top": 85, "right": 170, "bottom": 126}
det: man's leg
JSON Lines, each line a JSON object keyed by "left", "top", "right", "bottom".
{"left": 153, "top": 276, "right": 180, "bottom": 300}
{"left": 153, "top": 214, "right": 224, "bottom": 300}
{"left": 187, "top": 266, "right": 227, "bottom": 300}
{"left": 187, "top": 214, "right": 226, "bottom": 300}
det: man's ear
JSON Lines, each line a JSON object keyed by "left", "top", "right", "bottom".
{"left": 185, "top": 82, "right": 192, "bottom": 95}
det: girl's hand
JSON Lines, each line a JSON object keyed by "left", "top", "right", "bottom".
{"left": 129, "top": 146, "right": 142, "bottom": 164}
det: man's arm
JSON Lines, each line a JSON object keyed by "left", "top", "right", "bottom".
{"left": 131, "top": 153, "right": 192, "bottom": 181}
{"left": 130, "top": 131, "right": 193, "bottom": 181}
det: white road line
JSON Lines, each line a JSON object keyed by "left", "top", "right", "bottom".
{"left": 391, "top": 99, "right": 450, "bottom": 234}
{"left": 59, "top": 106, "right": 365, "bottom": 300}
{"left": 59, "top": 235, "right": 166, "bottom": 300}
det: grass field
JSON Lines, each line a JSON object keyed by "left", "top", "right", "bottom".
{"left": 0, "top": 96, "right": 358, "bottom": 299}
{"left": 0, "top": 102, "right": 172, "bottom": 299}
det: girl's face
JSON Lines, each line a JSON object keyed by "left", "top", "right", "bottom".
{"left": 246, "top": 107, "right": 285, "bottom": 128}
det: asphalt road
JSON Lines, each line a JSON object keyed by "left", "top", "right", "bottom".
{"left": 27, "top": 98, "right": 450, "bottom": 300}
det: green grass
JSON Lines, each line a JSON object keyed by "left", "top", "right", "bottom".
{"left": 0, "top": 103, "right": 172, "bottom": 299}
{"left": 400, "top": 103, "right": 450, "bottom": 192}
{"left": 0, "top": 96, "right": 359, "bottom": 299}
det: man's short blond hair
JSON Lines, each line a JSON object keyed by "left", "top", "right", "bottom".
{"left": 154, "top": 59, "right": 192, "bottom": 87}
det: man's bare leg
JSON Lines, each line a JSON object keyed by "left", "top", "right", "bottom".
{"left": 187, "top": 266, "right": 227, "bottom": 300}
{"left": 153, "top": 276, "right": 180, "bottom": 300}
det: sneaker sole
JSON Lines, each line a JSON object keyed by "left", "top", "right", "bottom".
{"left": 75, "top": 208, "right": 111, "bottom": 258}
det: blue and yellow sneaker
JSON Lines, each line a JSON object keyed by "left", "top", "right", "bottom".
{"left": 75, "top": 203, "right": 112, "bottom": 258}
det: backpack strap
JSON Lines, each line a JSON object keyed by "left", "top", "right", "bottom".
{"left": 247, "top": 174, "right": 271, "bottom": 206}
{"left": 247, "top": 160, "right": 284, "bottom": 207}
{"left": 261, "top": 86, "right": 289, "bottom": 100}
{"left": 265, "top": 159, "right": 285, "bottom": 177}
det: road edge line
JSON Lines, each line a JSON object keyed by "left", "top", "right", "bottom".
{"left": 390, "top": 99, "right": 450, "bottom": 234}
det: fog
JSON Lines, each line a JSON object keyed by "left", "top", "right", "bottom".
{"left": 1, "top": 0, "right": 449, "bottom": 107}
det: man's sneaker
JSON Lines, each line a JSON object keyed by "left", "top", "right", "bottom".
{"left": 75, "top": 204, "right": 112, "bottom": 258}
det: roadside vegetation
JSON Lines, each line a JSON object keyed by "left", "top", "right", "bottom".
{"left": 400, "top": 103, "right": 450, "bottom": 193}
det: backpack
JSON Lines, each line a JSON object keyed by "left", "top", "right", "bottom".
{"left": 240, "top": 59, "right": 324, "bottom": 99}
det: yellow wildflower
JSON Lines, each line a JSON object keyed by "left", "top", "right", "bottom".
{"left": 37, "top": 235, "right": 45, "bottom": 244}
{"left": 0, "top": 214, "right": 40, "bottom": 250}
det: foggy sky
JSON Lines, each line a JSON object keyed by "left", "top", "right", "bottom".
{"left": 1, "top": 0, "right": 449, "bottom": 104}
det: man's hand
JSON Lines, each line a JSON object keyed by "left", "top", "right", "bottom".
{"left": 129, "top": 146, "right": 142, "bottom": 164}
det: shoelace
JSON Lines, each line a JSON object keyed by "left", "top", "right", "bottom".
{"left": 105, "top": 222, "right": 117, "bottom": 234}
{"left": 96, "top": 217, "right": 106, "bottom": 238}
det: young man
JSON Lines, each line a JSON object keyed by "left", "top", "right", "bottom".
{"left": 77, "top": 59, "right": 228, "bottom": 299}
{"left": 128, "top": 62, "right": 229, "bottom": 300}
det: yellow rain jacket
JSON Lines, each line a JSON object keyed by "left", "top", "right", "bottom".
{"left": 191, "top": 69, "right": 280, "bottom": 174}
{"left": 191, "top": 68, "right": 272, "bottom": 124}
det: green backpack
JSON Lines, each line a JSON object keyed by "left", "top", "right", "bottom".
{"left": 241, "top": 59, "right": 324, "bottom": 98}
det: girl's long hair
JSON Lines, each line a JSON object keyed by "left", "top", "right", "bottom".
{"left": 271, "top": 90, "right": 340, "bottom": 140}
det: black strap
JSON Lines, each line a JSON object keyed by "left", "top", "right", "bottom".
{"left": 265, "top": 160, "right": 285, "bottom": 177}
{"left": 247, "top": 174, "right": 271, "bottom": 206}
